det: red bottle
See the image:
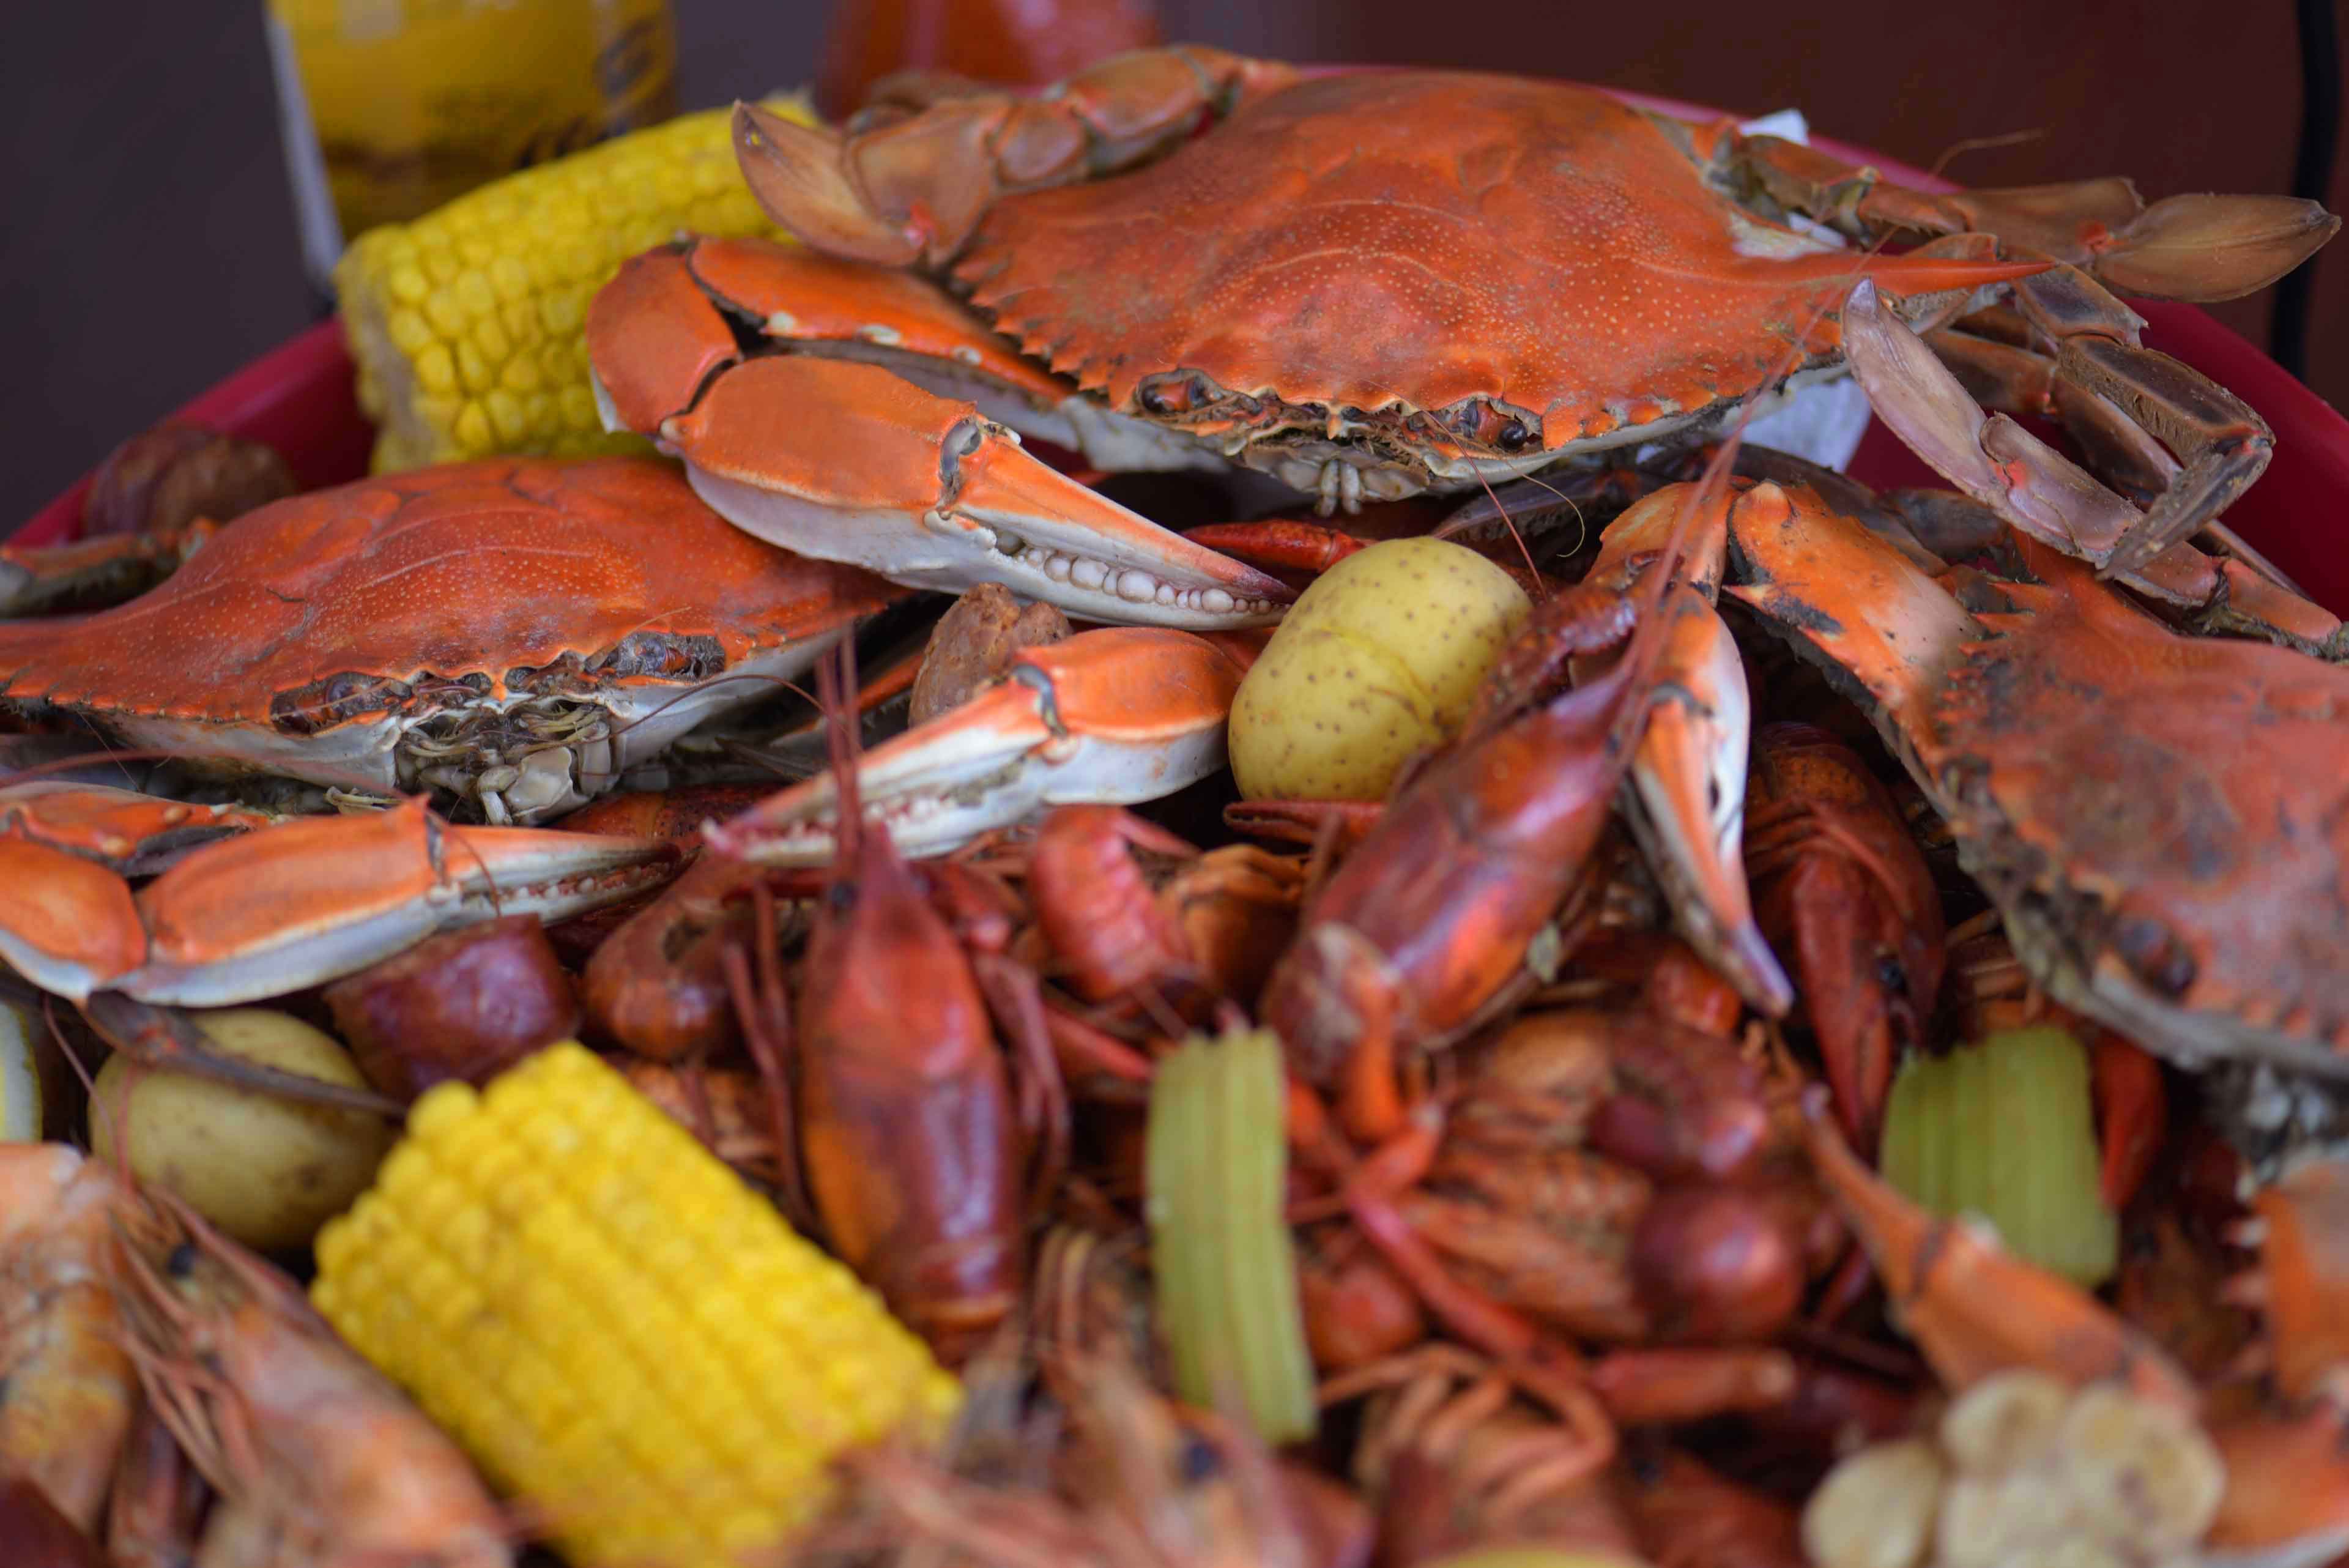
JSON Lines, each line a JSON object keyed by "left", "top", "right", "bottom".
{"left": 815, "top": 0, "right": 1161, "bottom": 120}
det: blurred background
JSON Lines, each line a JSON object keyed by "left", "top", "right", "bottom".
{"left": 4, "top": 0, "right": 2340, "bottom": 529}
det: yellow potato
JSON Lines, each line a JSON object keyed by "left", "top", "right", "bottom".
{"left": 92, "top": 1008, "right": 396, "bottom": 1252}
{"left": 1230, "top": 538, "right": 1531, "bottom": 801}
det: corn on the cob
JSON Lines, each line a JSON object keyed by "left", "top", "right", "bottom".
{"left": 335, "top": 97, "right": 817, "bottom": 475}
{"left": 311, "top": 1042, "right": 960, "bottom": 1568}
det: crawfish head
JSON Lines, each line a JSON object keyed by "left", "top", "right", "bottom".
{"left": 1262, "top": 666, "right": 1634, "bottom": 1103}
{"left": 1727, "top": 481, "right": 2349, "bottom": 1168}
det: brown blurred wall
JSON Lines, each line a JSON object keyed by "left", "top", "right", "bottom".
{"left": 3, "top": 1, "right": 2340, "bottom": 529}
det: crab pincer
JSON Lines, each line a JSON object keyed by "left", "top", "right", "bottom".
{"left": 1574, "top": 487, "right": 1794, "bottom": 1020}
{"left": 0, "top": 779, "right": 276, "bottom": 879}
{"left": 648, "top": 358, "right": 1291, "bottom": 628}
{"left": 706, "top": 626, "right": 1259, "bottom": 867}
{"left": 0, "top": 797, "right": 676, "bottom": 1008}
{"left": 583, "top": 250, "right": 1296, "bottom": 632}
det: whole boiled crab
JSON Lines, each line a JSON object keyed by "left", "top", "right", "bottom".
{"left": 1633, "top": 278, "right": 2349, "bottom": 1167}
{"left": 581, "top": 43, "right": 2333, "bottom": 633}
{"left": 0, "top": 458, "right": 904, "bottom": 825}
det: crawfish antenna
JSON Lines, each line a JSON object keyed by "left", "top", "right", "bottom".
{"left": 818, "top": 634, "right": 866, "bottom": 862}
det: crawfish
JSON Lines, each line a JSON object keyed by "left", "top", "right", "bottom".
{"left": 1612, "top": 1445, "right": 1809, "bottom": 1568}
{"left": 105, "top": 1395, "right": 206, "bottom": 1568}
{"left": 818, "top": 1348, "right": 1369, "bottom": 1568}
{"left": 1743, "top": 721, "right": 1945, "bottom": 1157}
{"left": 780, "top": 642, "right": 1033, "bottom": 1366}
{"left": 1260, "top": 572, "right": 1655, "bottom": 1142}
{"left": 1331, "top": 1346, "right": 1642, "bottom": 1567}
{"left": 110, "top": 1190, "right": 509, "bottom": 1568}
{"left": 1023, "top": 804, "right": 1204, "bottom": 1006}
{"left": 1415, "top": 1009, "right": 1824, "bottom": 1347}
{"left": 1298, "top": 1010, "right": 1815, "bottom": 1435}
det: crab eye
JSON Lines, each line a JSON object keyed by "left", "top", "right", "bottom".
{"left": 1137, "top": 374, "right": 1203, "bottom": 417}
{"left": 1449, "top": 399, "right": 1537, "bottom": 453}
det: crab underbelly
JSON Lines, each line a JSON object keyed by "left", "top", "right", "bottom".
{"left": 1222, "top": 360, "right": 1863, "bottom": 511}
{"left": 100, "top": 633, "right": 849, "bottom": 825}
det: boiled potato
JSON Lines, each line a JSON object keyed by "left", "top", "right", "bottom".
{"left": 92, "top": 1008, "right": 396, "bottom": 1251}
{"left": 1230, "top": 538, "right": 1530, "bottom": 801}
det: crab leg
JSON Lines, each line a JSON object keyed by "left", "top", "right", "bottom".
{"left": 707, "top": 626, "right": 1256, "bottom": 866}
{"left": 0, "top": 798, "right": 677, "bottom": 1007}
{"left": 1844, "top": 279, "right": 2345, "bottom": 658}
{"left": 733, "top": 48, "right": 1303, "bottom": 267}
{"left": 1718, "top": 128, "right": 2334, "bottom": 568}
{"left": 1926, "top": 307, "right": 2180, "bottom": 505}
{"left": 2003, "top": 267, "right": 2279, "bottom": 578}
{"left": 651, "top": 355, "right": 1291, "bottom": 628}
{"left": 1930, "top": 304, "right": 2326, "bottom": 606}
{"left": 0, "top": 519, "right": 217, "bottom": 618}
{"left": 1723, "top": 124, "right": 2334, "bottom": 567}
{"left": 1713, "top": 127, "right": 2337, "bottom": 303}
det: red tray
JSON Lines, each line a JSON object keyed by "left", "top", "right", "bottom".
{"left": 17, "top": 87, "right": 2347, "bottom": 614}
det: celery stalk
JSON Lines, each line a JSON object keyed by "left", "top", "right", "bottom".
{"left": 1878, "top": 1027, "right": 2118, "bottom": 1288}
{"left": 1146, "top": 1028, "right": 1317, "bottom": 1444}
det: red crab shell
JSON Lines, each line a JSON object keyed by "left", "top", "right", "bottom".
{"left": 1725, "top": 480, "right": 2349, "bottom": 1085}
{"left": 0, "top": 458, "right": 904, "bottom": 823}
{"left": 952, "top": 72, "right": 2027, "bottom": 466}
{"left": 1930, "top": 534, "right": 2349, "bottom": 1065}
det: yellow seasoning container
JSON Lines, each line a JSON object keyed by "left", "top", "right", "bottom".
{"left": 264, "top": 0, "right": 678, "bottom": 291}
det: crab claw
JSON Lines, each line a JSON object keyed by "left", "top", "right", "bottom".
{"left": 661, "top": 356, "right": 1293, "bottom": 629}
{"left": 584, "top": 245, "right": 744, "bottom": 435}
{"left": 1800, "top": 1085, "right": 2200, "bottom": 1410}
{"left": 0, "top": 839, "right": 150, "bottom": 1000}
{"left": 708, "top": 627, "right": 1253, "bottom": 866}
{"left": 1723, "top": 479, "right": 1981, "bottom": 733}
{"left": 1624, "top": 584, "right": 1794, "bottom": 1019}
{"left": 0, "top": 799, "right": 679, "bottom": 1008}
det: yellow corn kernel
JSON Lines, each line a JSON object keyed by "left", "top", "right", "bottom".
{"left": 335, "top": 96, "right": 817, "bottom": 474}
{"left": 313, "top": 1044, "right": 960, "bottom": 1568}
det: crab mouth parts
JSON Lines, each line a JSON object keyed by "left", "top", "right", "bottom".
{"left": 961, "top": 523, "right": 1282, "bottom": 618}
{"left": 1187, "top": 360, "right": 1864, "bottom": 512}
{"left": 396, "top": 696, "right": 617, "bottom": 825}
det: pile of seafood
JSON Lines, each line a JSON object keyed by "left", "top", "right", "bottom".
{"left": 7, "top": 44, "right": 2349, "bottom": 1568}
